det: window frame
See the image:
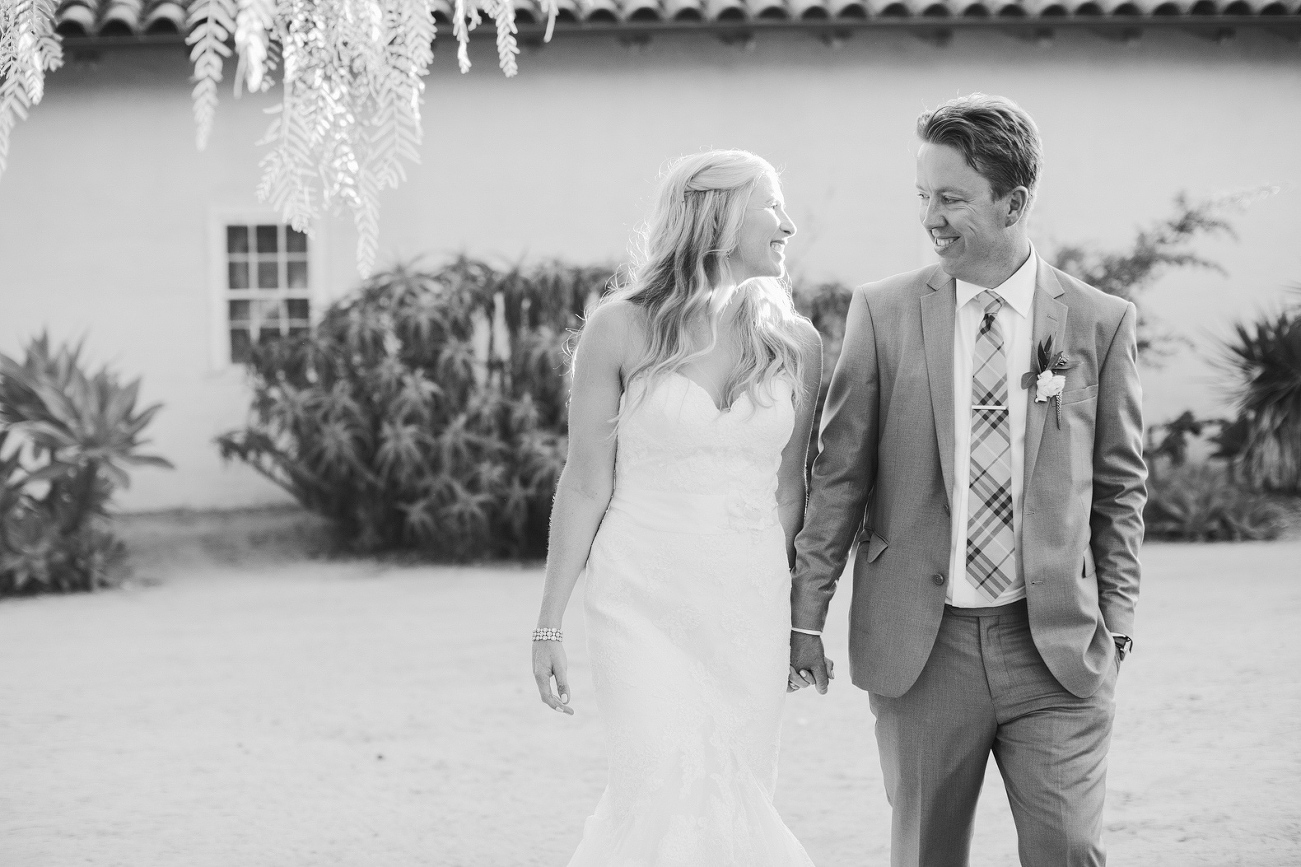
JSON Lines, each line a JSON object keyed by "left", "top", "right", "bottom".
{"left": 207, "top": 209, "right": 327, "bottom": 370}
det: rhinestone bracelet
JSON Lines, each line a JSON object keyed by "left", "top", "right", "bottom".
{"left": 532, "top": 627, "right": 563, "bottom": 642}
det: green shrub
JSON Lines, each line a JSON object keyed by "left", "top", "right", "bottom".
{"left": 0, "top": 336, "right": 173, "bottom": 595}
{"left": 794, "top": 279, "right": 853, "bottom": 382}
{"left": 1144, "top": 462, "right": 1291, "bottom": 542}
{"left": 793, "top": 279, "right": 853, "bottom": 474}
{"left": 217, "top": 258, "right": 612, "bottom": 559}
{"left": 1142, "top": 412, "right": 1294, "bottom": 542}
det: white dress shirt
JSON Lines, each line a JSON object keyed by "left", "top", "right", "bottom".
{"left": 947, "top": 249, "right": 1037, "bottom": 608}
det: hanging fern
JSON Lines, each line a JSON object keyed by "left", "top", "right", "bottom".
{"left": 0, "top": 0, "right": 62, "bottom": 177}
{"left": 232, "top": 0, "right": 275, "bottom": 96}
{"left": 185, "top": 0, "right": 237, "bottom": 150}
{"left": 256, "top": 94, "right": 316, "bottom": 231}
{"left": 231, "top": 0, "right": 558, "bottom": 276}
{"left": 483, "top": 0, "right": 521, "bottom": 79}
{"left": 0, "top": 0, "right": 557, "bottom": 276}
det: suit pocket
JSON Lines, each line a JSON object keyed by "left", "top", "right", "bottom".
{"left": 861, "top": 532, "right": 889, "bottom": 563}
{"left": 1059, "top": 384, "right": 1099, "bottom": 405}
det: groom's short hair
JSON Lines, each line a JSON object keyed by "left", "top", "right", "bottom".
{"left": 916, "top": 94, "right": 1041, "bottom": 201}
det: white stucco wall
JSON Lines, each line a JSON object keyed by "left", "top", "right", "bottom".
{"left": 0, "top": 28, "right": 1297, "bottom": 511}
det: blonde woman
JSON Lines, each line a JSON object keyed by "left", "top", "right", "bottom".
{"left": 532, "top": 150, "right": 824, "bottom": 865}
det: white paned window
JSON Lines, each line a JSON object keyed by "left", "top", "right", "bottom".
{"left": 223, "top": 223, "right": 312, "bottom": 364}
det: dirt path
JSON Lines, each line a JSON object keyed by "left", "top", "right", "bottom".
{"left": 1, "top": 528, "right": 1299, "bottom": 866}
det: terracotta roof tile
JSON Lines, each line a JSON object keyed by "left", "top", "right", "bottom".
{"left": 51, "top": 0, "right": 1299, "bottom": 37}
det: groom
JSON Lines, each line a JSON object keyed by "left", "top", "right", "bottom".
{"left": 790, "top": 94, "right": 1146, "bottom": 866}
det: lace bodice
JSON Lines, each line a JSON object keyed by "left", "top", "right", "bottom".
{"left": 610, "top": 373, "right": 796, "bottom": 534}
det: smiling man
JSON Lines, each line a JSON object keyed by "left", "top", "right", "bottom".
{"left": 790, "top": 94, "right": 1147, "bottom": 866}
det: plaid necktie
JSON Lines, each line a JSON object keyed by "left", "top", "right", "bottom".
{"left": 966, "top": 291, "right": 1015, "bottom": 601}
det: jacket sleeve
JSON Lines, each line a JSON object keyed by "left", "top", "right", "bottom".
{"left": 791, "top": 286, "right": 880, "bottom": 632}
{"left": 1089, "top": 301, "right": 1147, "bottom": 639}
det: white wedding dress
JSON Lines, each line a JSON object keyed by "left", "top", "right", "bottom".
{"left": 569, "top": 371, "right": 816, "bottom": 867}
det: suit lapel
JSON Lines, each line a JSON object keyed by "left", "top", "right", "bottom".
{"left": 920, "top": 267, "right": 957, "bottom": 504}
{"left": 1023, "top": 259, "right": 1069, "bottom": 489}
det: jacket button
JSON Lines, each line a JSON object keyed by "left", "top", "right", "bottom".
{"left": 932, "top": 573, "right": 946, "bottom": 586}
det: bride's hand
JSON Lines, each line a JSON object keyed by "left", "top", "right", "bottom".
{"left": 533, "top": 640, "right": 574, "bottom": 715}
{"left": 787, "top": 658, "right": 835, "bottom": 692}
{"left": 787, "top": 665, "right": 811, "bottom": 692}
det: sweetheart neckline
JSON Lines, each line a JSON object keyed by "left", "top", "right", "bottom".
{"left": 669, "top": 371, "right": 737, "bottom": 414}
{"left": 662, "top": 371, "right": 795, "bottom": 416}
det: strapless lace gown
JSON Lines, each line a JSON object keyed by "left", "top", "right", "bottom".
{"left": 568, "top": 372, "right": 816, "bottom": 867}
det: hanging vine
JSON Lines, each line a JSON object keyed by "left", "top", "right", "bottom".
{"left": 0, "top": 0, "right": 62, "bottom": 178}
{"left": 0, "top": 0, "right": 556, "bottom": 276}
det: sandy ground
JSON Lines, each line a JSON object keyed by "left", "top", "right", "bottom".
{"left": 2, "top": 511, "right": 1300, "bottom": 867}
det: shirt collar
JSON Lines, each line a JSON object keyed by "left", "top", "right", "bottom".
{"left": 955, "top": 245, "right": 1038, "bottom": 319}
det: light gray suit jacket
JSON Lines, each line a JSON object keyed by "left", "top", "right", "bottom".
{"left": 792, "top": 257, "right": 1146, "bottom": 699}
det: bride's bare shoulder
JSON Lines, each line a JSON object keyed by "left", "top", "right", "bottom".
{"left": 579, "top": 299, "right": 649, "bottom": 361}
{"left": 584, "top": 297, "right": 646, "bottom": 333}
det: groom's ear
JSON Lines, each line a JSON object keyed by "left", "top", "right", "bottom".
{"left": 1004, "top": 187, "right": 1031, "bottom": 227}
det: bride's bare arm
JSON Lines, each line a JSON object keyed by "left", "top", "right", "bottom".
{"left": 776, "top": 320, "right": 823, "bottom": 569}
{"left": 532, "top": 301, "right": 631, "bottom": 714}
{"left": 778, "top": 322, "right": 828, "bottom": 694}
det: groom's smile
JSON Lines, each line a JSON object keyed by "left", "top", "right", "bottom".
{"left": 931, "top": 233, "right": 958, "bottom": 252}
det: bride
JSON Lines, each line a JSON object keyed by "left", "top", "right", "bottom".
{"left": 532, "top": 149, "right": 825, "bottom": 866}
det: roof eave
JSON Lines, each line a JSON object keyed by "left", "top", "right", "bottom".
{"left": 55, "top": 14, "right": 1301, "bottom": 47}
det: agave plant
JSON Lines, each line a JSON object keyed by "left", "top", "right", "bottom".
{"left": 1218, "top": 292, "right": 1301, "bottom": 494}
{"left": 0, "top": 335, "right": 173, "bottom": 594}
{"left": 218, "top": 257, "right": 610, "bottom": 559}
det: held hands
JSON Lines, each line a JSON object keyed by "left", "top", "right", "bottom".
{"left": 788, "top": 632, "right": 834, "bottom": 694}
{"left": 534, "top": 630, "right": 833, "bottom": 709}
{"left": 532, "top": 639, "right": 574, "bottom": 715}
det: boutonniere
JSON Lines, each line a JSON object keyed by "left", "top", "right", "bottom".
{"left": 1020, "top": 336, "right": 1069, "bottom": 428}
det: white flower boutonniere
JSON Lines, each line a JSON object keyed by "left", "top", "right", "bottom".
{"left": 1021, "top": 336, "right": 1070, "bottom": 428}
{"left": 1035, "top": 369, "right": 1066, "bottom": 403}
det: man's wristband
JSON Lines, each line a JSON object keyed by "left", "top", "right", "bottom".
{"left": 1112, "top": 633, "right": 1132, "bottom": 660}
{"left": 791, "top": 627, "right": 822, "bottom": 636}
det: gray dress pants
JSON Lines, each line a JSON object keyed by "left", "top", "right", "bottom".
{"left": 868, "top": 600, "right": 1118, "bottom": 867}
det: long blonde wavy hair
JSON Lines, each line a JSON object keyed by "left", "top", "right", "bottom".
{"left": 598, "top": 149, "right": 810, "bottom": 417}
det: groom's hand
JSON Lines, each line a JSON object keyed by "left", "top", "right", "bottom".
{"left": 790, "top": 632, "right": 831, "bottom": 694}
